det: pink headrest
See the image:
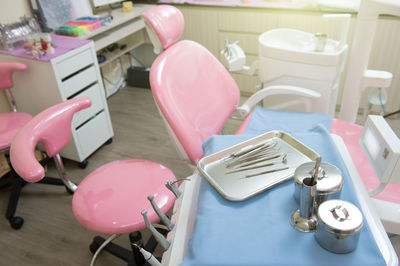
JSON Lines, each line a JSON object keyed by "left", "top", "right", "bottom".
{"left": 10, "top": 98, "right": 91, "bottom": 182}
{"left": 0, "top": 62, "right": 28, "bottom": 90}
{"left": 141, "top": 5, "right": 184, "bottom": 50}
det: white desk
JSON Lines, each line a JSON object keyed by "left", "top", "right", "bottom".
{"left": 0, "top": 37, "right": 114, "bottom": 163}
{"left": 80, "top": 4, "right": 155, "bottom": 68}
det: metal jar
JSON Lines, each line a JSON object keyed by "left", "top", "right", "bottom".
{"left": 294, "top": 162, "right": 343, "bottom": 206}
{"left": 315, "top": 200, "right": 363, "bottom": 253}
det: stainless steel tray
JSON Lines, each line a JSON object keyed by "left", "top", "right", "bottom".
{"left": 197, "top": 131, "right": 320, "bottom": 201}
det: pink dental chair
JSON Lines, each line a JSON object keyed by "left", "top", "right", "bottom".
{"left": 143, "top": 5, "right": 397, "bottom": 232}
{"left": 0, "top": 62, "right": 32, "bottom": 229}
{"left": 142, "top": 5, "right": 320, "bottom": 165}
{"left": 10, "top": 97, "right": 177, "bottom": 265}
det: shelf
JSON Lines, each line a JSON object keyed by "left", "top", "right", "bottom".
{"left": 98, "top": 39, "right": 147, "bottom": 67}
{"left": 80, "top": 4, "right": 153, "bottom": 39}
{"left": 93, "top": 19, "right": 145, "bottom": 51}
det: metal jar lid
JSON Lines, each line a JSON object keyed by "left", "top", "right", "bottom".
{"left": 317, "top": 199, "right": 363, "bottom": 235}
{"left": 294, "top": 162, "right": 343, "bottom": 195}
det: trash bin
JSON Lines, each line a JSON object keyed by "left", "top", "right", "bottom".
{"left": 126, "top": 66, "right": 150, "bottom": 89}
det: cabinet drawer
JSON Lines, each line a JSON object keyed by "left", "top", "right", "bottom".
{"left": 56, "top": 48, "right": 94, "bottom": 79}
{"left": 75, "top": 111, "right": 110, "bottom": 158}
{"left": 72, "top": 83, "right": 104, "bottom": 127}
{"left": 61, "top": 66, "right": 98, "bottom": 98}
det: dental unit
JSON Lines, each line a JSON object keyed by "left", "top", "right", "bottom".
{"left": 220, "top": 14, "right": 351, "bottom": 115}
{"left": 139, "top": 4, "right": 400, "bottom": 266}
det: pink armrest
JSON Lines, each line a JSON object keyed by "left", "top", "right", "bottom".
{"left": 10, "top": 98, "right": 91, "bottom": 182}
{"left": 0, "top": 62, "right": 28, "bottom": 89}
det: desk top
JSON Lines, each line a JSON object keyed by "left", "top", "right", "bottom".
{"left": 0, "top": 35, "right": 91, "bottom": 62}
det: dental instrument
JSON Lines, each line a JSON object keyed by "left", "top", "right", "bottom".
{"left": 226, "top": 148, "right": 280, "bottom": 166}
{"left": 133, "top": 244, "right": 162, "bottom": 266}
{"left": 225, "top": 141, "right": 273, "bottom": 160}
{"left": 141, "top": 210, "right": 171, "bottom": 251}
{"left": 165, "top": 180, "right": 182, "bottom": 198}
{"left": 226, "top": 155, "right": 287, "bottom": 174}
{"left": 233, "top": 154, "right": 285, "bottom": 168}
{"left": 226, "top": 150, "right": 281, "bottom": 168}
{"left": 148, "top": 195, "right": 175, "bottom": 231}
{"left": 245, "top": 166, "right": 290, "bottom": 178}
{"left": 312, "top": 157, "right": 322, "bottom": 184}
{"left": 225, "top": 141, "right": 278, "bottom": 167}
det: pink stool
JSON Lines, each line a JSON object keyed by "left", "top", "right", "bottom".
{"left": 10, "top": 98, "right": 177, "bottom": 264}
{"left": 0, "top": 62, "right": 33, "bottom": 229}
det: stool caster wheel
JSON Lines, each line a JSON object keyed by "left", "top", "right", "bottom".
{"left": 9, "top": 216, "right": 24, "bottom": 230}
{"left": 89, "top": 241, "right": 100, "bottom": 254}
{"left": 78, "top": 160, "right": 88, "bottom": 169}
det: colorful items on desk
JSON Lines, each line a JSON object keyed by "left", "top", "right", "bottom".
{"left": 23, "top": 33, "right": 55, "bottom": 59}
{"left": 55, "top": 16, "right": 112, "bottom": 37}
{"left": 123, "top": 1, "right": 133, "bottom": 12}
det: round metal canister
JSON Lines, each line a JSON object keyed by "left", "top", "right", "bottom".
{"left": 294, "top": 162, "right": 343, "bottom": 206}
{"left": 315, "top": 200, "right": 363, "bottom": 253}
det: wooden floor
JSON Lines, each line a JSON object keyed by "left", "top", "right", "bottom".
{"left": 1, "top": 86, "right": 399, "bottom": 265}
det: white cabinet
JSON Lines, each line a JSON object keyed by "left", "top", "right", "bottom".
{"left": 0, "top": 39, "right": 114, "bottom": 163}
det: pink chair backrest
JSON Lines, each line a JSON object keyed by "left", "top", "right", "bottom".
{"left": 145, "top": 5, "right": 241, "bottom": 163}
{"left": 142, "top": 5, "right": 184, "bottom": 50}
{"left": 0, "top": 62, "right": 28, "bottom": 89}
{"left": 10, "top": 98, "right": 91, "bottom": 182}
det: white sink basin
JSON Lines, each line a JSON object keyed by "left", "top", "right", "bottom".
{"left": 259, "top": 28, "right": 347, "bottom": 66}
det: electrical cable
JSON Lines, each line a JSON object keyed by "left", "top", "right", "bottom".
{"left": 384, "top": 109, "right": 400, "bottom": 118}
{"left": 90, "top": 234, "right": 120, "bottom": 266}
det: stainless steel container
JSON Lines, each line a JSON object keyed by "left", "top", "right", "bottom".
{"left": 294, "top": 162, "right": 343, "bottom": 206}
{"left": 315, "top": 200, "right": 363, "bottom": 253}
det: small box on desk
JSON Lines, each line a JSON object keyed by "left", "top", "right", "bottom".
{"left": 127, "top": 66, "right": 150, "bottom": 89}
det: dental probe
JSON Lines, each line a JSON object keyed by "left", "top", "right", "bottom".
{"left": 225, "top": 142, "right": 277, "bottom": 167}
{"left": 133, "top": 244, "right": 162, "bottom": 266}
{"left": 234, "top": 141, "right": 277, "bottom": 160}
{"left": 236, "top": 154, "right": 286, "bottom": 168}
{"left": 228, "top": 141, "right": 267, "bottom": 158}
{"left": 245, "top": 166, "right": 289, "bottom": 178}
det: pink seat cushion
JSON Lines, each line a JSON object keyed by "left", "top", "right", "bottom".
{"left": 331, "top": 118, "right": 400, "bottom": 204}
{"left": 0, "top": 112, "right": 32, "bottom": 150}
{"left": 72, "top": 159, "right": 177, "bottom": 234}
